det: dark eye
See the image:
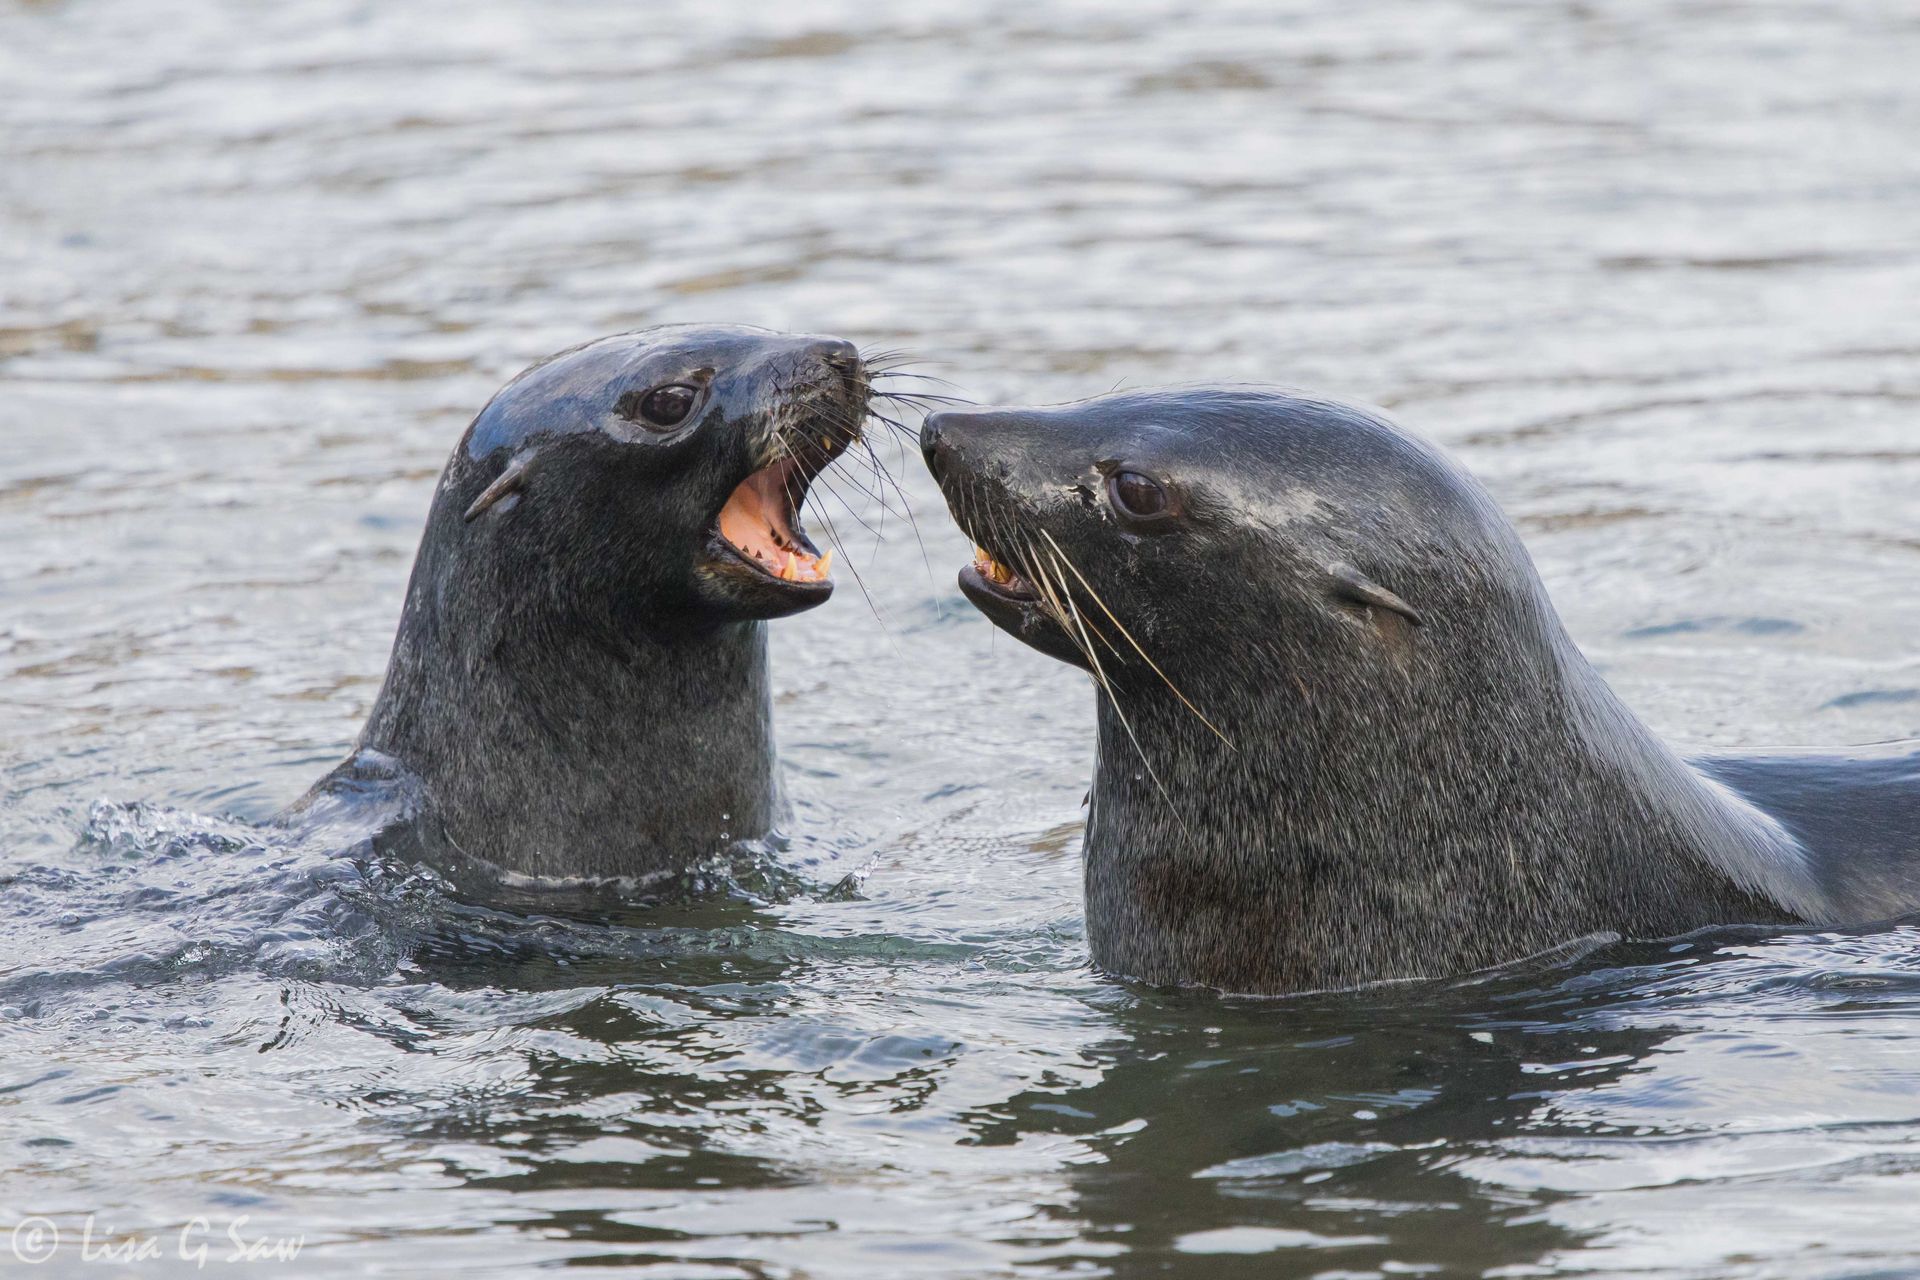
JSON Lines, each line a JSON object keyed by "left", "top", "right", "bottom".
{"left": 628, "top": 383, "right": 699, "bottom": 430}
{"left": 1108, "top": 470, "right": 1169, "bottom": 521}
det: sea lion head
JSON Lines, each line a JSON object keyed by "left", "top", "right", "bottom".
{"left": 448, "top": 324, "right": 870, "bottom": 628}
{"left": 920, "top": 386, "right": 1551, "bottom": 698}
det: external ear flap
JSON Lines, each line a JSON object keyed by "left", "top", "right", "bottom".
{"left": 1330, "top": 562, "right": 1423, "bottom": 628}
{"left": 463, "top": 450, "right": 539, "bottom": 523}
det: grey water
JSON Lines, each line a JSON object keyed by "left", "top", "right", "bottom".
{"left": 3, "top": 0, "right": 1919, "bottom": 1275}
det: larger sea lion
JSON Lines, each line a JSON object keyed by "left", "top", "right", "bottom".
{"left": 292, "top": 324, "right": 872, "bottom": 882}
{"left": 921, "top": 388, "right": 1920, "bottom": 994}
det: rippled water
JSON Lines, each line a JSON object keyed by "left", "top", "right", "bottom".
{"left": 3, "top": 0, "right": 1919, "bottom": 1275}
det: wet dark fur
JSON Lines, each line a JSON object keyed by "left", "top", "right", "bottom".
{"left": 923, "top": 388, "right": 1919, "bottom": 994}
{"left": 289, "top": 325, "right": 869, "bottom": 881}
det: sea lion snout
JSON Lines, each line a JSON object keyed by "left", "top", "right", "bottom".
{"left": 921, "top": 408, "right": 1054, "bottom": 496}
{"left": 811, "top": 337, "right": 861, "bottom": 368}
{"left": 918, "top": 408, "right": 974, "bottom": 479}
{"left": 740, "top": 334, "right": 862, "bottom": 400}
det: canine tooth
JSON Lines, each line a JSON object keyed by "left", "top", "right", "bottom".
{"left": 817, "top": 550, "right": 833, "bottom": 578}
{"left": 781, "top": 553, "right": 798, "bottom": 580}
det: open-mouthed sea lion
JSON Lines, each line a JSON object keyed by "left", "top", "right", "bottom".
{"left": 922, "top": 388, "right": 1920, "bottom": 994}
{"left": 292, "top": 324, "right": 872, "bottom": 882}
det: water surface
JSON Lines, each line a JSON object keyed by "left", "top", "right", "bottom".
{"left": 3, "top": 0, "right": 1919, "bottom": 1275}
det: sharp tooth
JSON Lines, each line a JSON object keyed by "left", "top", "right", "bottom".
{"left": 817, "top": 550, "right": 833, "bottom": 578}
{"left": 781, "top": 553, "right": 798, "bottom": 580}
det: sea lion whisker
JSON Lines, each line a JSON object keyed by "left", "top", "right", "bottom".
{"left": 858, "top": 347, "right": 953, "bottom": 373}
{"left": 1016, "top": 532, "right": 1108, "bottom": 659}
{"left": 871, "top": 389, "right": 970, "bottom": 416}
{"left": 778, "top": 436, "right": 892, "bottom": 628}
{"left": 1015, "top": 532, "right": 1088, "bottom": 639}
{"left": 863, "top": 402, "right": 926, "bottom": 432}
{"left": 869, "top": 405, "right": 933, "bottom": 429}
{"left": 1021, "top": 538, "right": 1095, "bottom": 669}
{"left": 857, "top": 349, "right": 930, "bottom": 380}
{"left": 789, "top": 430, "right": 910, "bottom": 524}
{"left": 794, "top": 404, "right": 865, "bottom": 454}
{"left": 864, "top": 402, "right": 937, "bottom": 443}
{"left": 872, "top": 381, "right": 968, "bottom": 398}
{"left": 805, "top": 466, "right": 890, "bottom": 544}
{"left": 859, "top": 418, "right": 913, "bottom": 449}
{"left": 1021, "top": 533, "right": 1067, "bottom": 617}
{"left": 851, "top": 433, "right": 938, "bottom": 583}
{"left": 873, "top": 386, "right": 972, "bottom": 406}
{"left": 871, "top": 370, "right": 969, "bottom": 391}
{"left": 812, "top": 441, "right": 915, "bottom": 575}
{"left": 1039, "top": 546, "right": 1123, "bottom": 659}
{"left": 806, "top": 494, "right": 891, "bottom": 631}
{"left": 1038, "top": 529, "right": 1235, "bottom": 750}
{"left": 814, "top": 458, "right": 910, "bottom": 527}
{"left": 856, "top": 443, "right": 893, "bottom": 560}
{"left": 1029, "top": 548, "right": 1192, "bottom": 838}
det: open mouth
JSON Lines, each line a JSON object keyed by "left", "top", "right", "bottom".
{"left": 711, "top": 444, "right": 840, "bottom": 589}
{"left": 939, "top": 493, "right": 1095, "bottom": 670}
{"left": 960, "top": 545, "right": 1039, "bottom": 603}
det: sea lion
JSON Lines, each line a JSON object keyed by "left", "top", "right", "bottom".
{"left": 292, "top": 324, "right": 871, "bottom": 882}
{"left": 921, "top": 388, "right": 1920, "bottom": 994}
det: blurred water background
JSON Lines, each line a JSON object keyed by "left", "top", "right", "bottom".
{"left": 2, "top": 0, "right": 1919, "bottom": 1275}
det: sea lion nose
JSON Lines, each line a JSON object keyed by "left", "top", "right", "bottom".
{"left": 921, "top": 408, "right": 1005, "bottom": 475}
{"left": 808, "top": 338, "right": 861, "bottom": 370}
{"left": 920, "top": 409, "right": 962, "bottom": 474}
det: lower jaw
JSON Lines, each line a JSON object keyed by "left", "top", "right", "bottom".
{"left": 705, "top": 537, "right": 836, "bottom": 601}
{"left": 956, "top": 564, "right": 1087, "bottom": 668}
{"left": 720, "top": 540, "right": 832, "bottom": 584}
{"left": 958, "top": 562, "right": 1038, "bottom": 613}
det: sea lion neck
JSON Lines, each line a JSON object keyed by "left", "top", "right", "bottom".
{"left": 357, "top": 548, "right": 775, "bottom": 882}
{"left": 1080, "top": 633, "right": 1811, "bottom": 994}
{"left": 351, "top": 523, "right": 778, "bottom": 882}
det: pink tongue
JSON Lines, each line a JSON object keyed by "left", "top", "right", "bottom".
{"left": 717, "top": 462, "right": 831, "bottom": 582}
